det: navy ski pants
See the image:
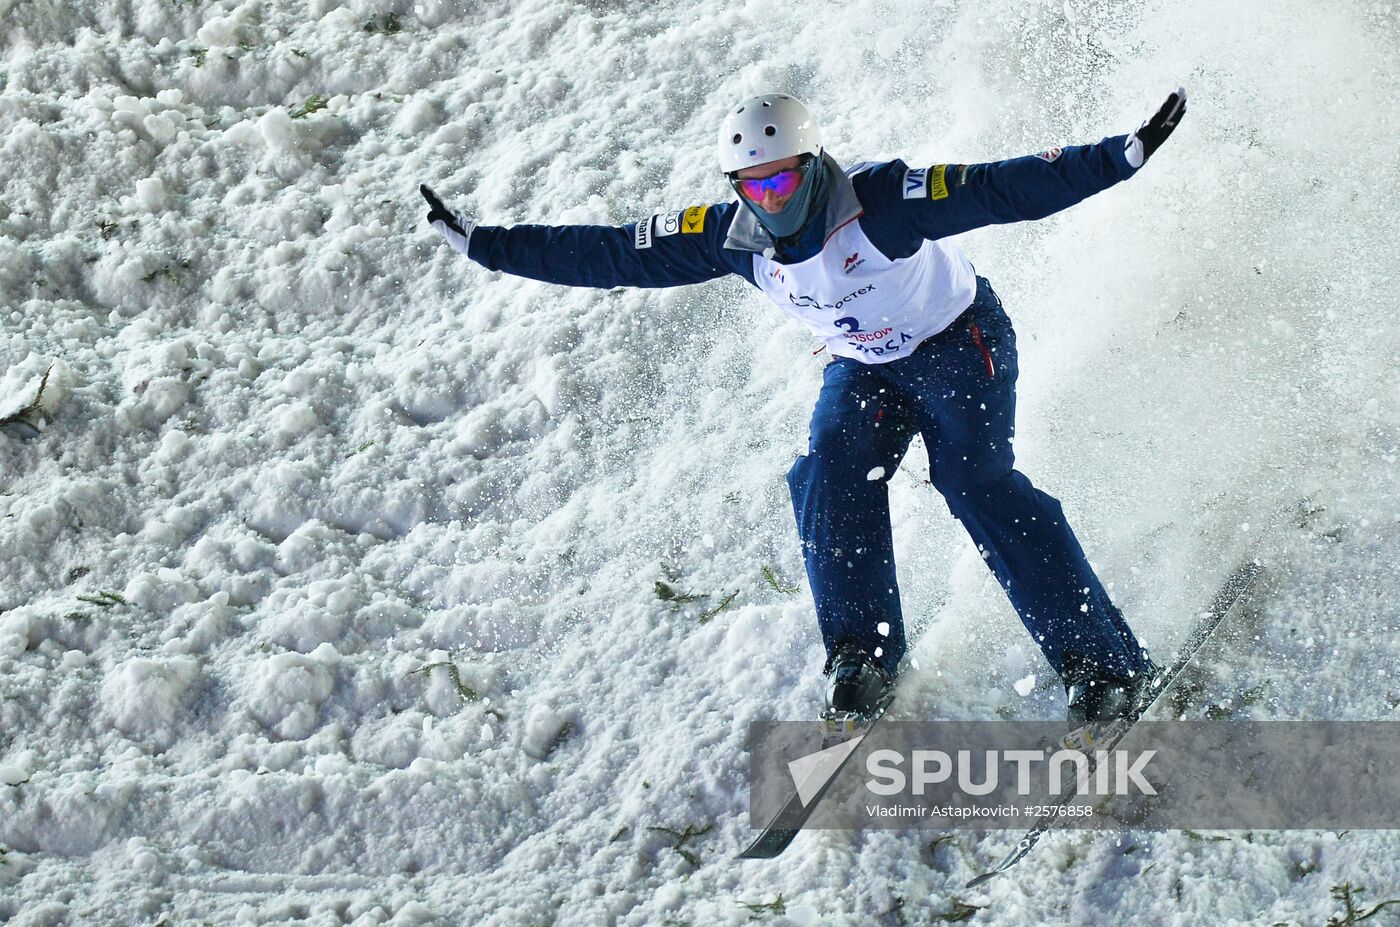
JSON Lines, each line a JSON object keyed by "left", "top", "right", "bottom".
{"left": 787, "top": 276, "right": 1150, "bottom": 683}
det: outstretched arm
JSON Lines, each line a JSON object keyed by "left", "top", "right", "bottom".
{"left": 421, "top": 186, "right": 754, "bottom": 288}
{"left": 884, "top": 88, "right": 1188, "bottom": 241}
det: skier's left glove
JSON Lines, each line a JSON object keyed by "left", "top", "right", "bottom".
{"left": 420, "top": 183, "right": 477, "bottom": 256}
{"left": 1124, "top": 87, "right": 1187, "bottom": 169}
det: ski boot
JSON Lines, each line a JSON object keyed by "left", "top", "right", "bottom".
{"left": 820, "top": 646, "right": 894, "bottom": 745}
{"left": 1061, "top": 657, "right": 1160, "bottom": 752}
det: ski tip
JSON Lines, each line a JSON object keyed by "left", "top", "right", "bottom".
{"left": 737, "top": 831, "right": 797, "bottom": 861}
{"left": 965, "top": 871, "right": 999, "bottom": 889}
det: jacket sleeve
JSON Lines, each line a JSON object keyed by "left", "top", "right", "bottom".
{"left": 463, "top": 202, "right": 755, "bottom": 288}
{"left": 869, "top": 135, "right": 1139, "bottom": 243}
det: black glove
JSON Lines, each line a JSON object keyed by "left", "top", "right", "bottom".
{"left": 1125, "top": 87, "right": 1187, "bottom": 169}
{"left": 420, "top": 184, "right": 476, "bottom": 255}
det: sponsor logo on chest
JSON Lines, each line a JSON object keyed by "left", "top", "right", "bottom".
{"left": 787, "top": 283, "right": 877, "bottom": 313}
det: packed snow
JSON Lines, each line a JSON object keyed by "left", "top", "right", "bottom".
{"left": 2, "top": 0, "right": 1398, "bottom": 923}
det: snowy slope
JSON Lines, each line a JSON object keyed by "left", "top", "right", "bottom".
{"left": 2, "top": 0, "right": 1398, "bottom": 923}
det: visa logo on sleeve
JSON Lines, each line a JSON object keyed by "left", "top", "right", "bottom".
{"left": 903, "top": 166, "right": 928, "bottom": 199}
{"left": 905, "top": 165, "right": 949, "bottom": 200}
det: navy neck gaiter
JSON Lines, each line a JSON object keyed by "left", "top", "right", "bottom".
{"left": 740, "top": 154, "right": 831, "bottom": 244}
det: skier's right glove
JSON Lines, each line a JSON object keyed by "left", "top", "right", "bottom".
{"left": 420, "top": 184, "right": 477, "bottom": 256}
{"left": 1124, "top": 87, "right": 1187, "bottom": 169}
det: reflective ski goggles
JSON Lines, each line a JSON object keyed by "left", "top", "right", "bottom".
{"left": 733, "top": 162, "right": 809, "bottom": 202}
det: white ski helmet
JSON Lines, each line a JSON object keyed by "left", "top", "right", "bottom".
{"left": 717, "top": 93, "right": 823, "bottom": 174}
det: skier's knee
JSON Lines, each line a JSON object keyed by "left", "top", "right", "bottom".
{"left": 932, "top": 464, "right": 1000, "bottom": 504}
{"left": 792, "top": 449, "right": 892, "bottom": 490}
{"left": 786, "top": 454, "right": 809, "bottom": 493}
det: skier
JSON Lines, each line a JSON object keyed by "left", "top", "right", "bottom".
{"left": 421, "top": 89, "right": 1187, "bottom": 739}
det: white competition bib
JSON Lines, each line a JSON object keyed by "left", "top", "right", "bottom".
{"left": 753, "top": 219, "right": 977, "bottom": 363}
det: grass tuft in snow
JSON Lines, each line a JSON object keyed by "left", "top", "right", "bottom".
{"left": 654, "top": 579, "right": 704, "bottom": 607}
{"left": 67, "top": 589, "right": 129, "bottom": 622}
{"left": 736, "top": 894, "right": 785, "bottom": 919}
{"left": 760, "top": 565, "right": 798, "bottom": 595}
{"left": 140, "top": 259, "right": 192, "bottom": 285}
{"left": 76, "top": 591, "right": 128, "bottom": 608}
{"left": 647, "top": 823, "right": 712, "bottom": 868}
{"left": 291, "top": 95, "right": 328, "bottom": 119}
{"left": 363, "top": 13, "right": 402, "bottom": 34}
{"left": 934, "top": 897, "right": 986, "bottom": 922}
{"left": 1241, "top": 681, "right": 1272, "bottom": 707}
{"left": 1183, "top": 830, "right": 1231, "bottom": 843}
{"left": 409, "top": 661, "right": 479, "bottom": 703}
{"left": 697, "top": 591, "right": 738, "bottom": 625}
{"left": 926, "top": 833, "right": 958, "bottom": 862}
{"left": 883, "top": 895, "right": 911, "bottom": 925}
{"left": 1295, "top": 499, "right": 1327, "bottom": 530}
{"left": 655, "top": 565, "right": 741, "bottom": 622}
{"left": 544, "top": 721, "right": 574, "bottom": 757}
{"left": 0, "top": 364, "right": 53, "bottom": 433}
{"left": 1205, "top": 680, "right": 1272, "bottom": 719}
{"left": 1327, "top": 882, "right": 1400, "bottom": 926}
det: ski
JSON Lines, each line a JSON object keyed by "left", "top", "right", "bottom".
{"left": 964, "top": 558, "right": 1263, "bottom": 888}
{"left": 738, "top": 695, "right": 895, "bottom": 860}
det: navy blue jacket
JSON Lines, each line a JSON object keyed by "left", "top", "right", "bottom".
{"left": 464, "top": 135, "right": 1139, "bottom": 288}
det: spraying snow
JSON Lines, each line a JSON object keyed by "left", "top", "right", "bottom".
{"left": 2, "top": 0, "right": 1398, "bottom": 923}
